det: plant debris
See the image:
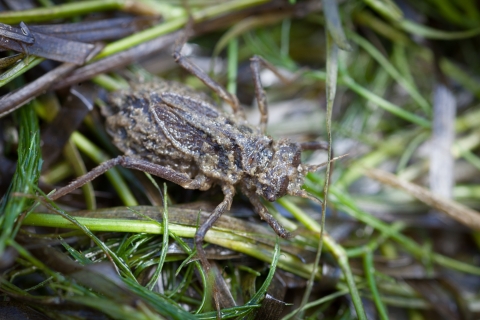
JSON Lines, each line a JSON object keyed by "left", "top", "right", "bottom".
{"left": 1, "top": 0, "right": 480, "bottom": 319}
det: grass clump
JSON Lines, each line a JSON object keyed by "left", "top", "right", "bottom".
{"left": 1, "top": 0, "right": 480, "bottom": 319}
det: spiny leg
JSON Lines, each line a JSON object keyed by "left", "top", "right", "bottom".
{"left": 300, "top": 140, "right": 329, "bottom": 152}
{"left": 194, "top": 185, "right": 235, "bottom": 270}
{"left": 49, "top": 156, "right": 209, "bottom": 200}
{"left": 249, "top": 56, "right": 267, "bottom": 133}
{"left": 193, "top": 184, "right": 236, "bottom": 311}
{"left": 242, "top": 187, "right": 290, "bottom": 239}
{"left": 172, "top": 32, "right": 242, "bottom": 117}
{"left": 250, "top": 55, "right": 291, "bottom": 134}
{"left": 290, "top": 189, "right": 323, "bottom": 206}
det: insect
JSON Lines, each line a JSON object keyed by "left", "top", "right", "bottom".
{"left": 49, "top": 37, "right": 330, "bottom": 270}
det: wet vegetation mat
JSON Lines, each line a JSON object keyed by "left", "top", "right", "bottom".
{"left": 1, "top": 0, "right": 480, "bottom": 319}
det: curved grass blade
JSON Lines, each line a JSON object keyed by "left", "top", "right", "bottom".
{"left": 322, "top": 0, "right": 351, "bottom": 50}
{"left": 399, "top": 20, "right": 480, "bottom": 40}
{"left": 146, "top": 184, "right": 169, "bottom": 290}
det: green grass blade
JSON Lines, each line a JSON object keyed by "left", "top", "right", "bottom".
{"left": 0, "top": 0, "right": 130, "bottom": 24}
{"left": 349, "top": 32, "right": 431, "bottom": 115}
{"left": 0, "top": 103, "right": 41, "bottom": 256}
{"left": 399, "top": 20, "right": 480, "bottom": 39}
{"left": 363, "top": 251, "right": 389, "bottom": 320}
{"left": 323, "top": 0, "right": 351, "bottom": 50}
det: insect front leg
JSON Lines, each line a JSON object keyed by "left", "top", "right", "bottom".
{"left": 49, "top": 156, "right": 208, "bottom": 200}
{"left": 172, "top": 34, "right": 242, "bottom": 117}
{"left": 241, "top": 186, "right": 291, "bottom": 239}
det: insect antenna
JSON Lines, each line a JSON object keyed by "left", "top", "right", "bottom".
{"left": 290, "top": 189, "right": 323, "bottom": 205}
{"left": 302, "top": 154, "right": 348, "bottom": 173}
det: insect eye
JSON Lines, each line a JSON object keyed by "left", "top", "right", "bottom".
{"left": 276, "top": 176, "right": 289, "bottom": 198}
{"left": 292, "top": 149, "right": 301, "bottom": 167}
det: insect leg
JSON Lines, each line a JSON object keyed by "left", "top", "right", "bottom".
{"left": 250, "top": 55, "right": 290, "bottom": 134}
{"left": 50, "top": 156, "right": 122, "bottom": 200}
{"left": 242, "top": 187, "right": 291, "bottom": 238}
{"left": 172, "top": 36, "right": 242, "bottom": 117}
{"left": 50, "top": 156, "right": 207, "bottom": 200}
{"left": 250, "top": 56, "right": 268, "bottom": 133}
{"left": 194, "top": 185, "right": 235, "bottom": 269}
{"left": 299, "top": 140, "right": 329, "bottom": 151}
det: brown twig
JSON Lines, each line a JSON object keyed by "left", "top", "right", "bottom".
{"left": 365, "top": 168, "right": 480, "bottom": 230}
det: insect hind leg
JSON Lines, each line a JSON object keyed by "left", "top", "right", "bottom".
{"left": 172, "top": 31, "right": 242, "bottom": 117}
{"left": 49, "top": 156, "right": 208, "bottom": 201}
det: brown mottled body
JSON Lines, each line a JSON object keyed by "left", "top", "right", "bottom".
{"left": 50, "top": 40, "right": 328, "bottom": 273}
{"left": 104, "top": 79, "right": 314, "bottom": 206}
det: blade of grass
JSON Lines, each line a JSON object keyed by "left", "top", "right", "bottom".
{"left": 340, "top": 70, "right": 431, "bottom": 128}
{"left": 0, "top": 0, "right": 149, "bottom": 24}
{"left": 92, "top": 73, "right": 128, "bottom": 91}
{"left": 6, "top": 239, "right": 58, "bottom": 279}
{"left": 298, "top": 25, "right": 341, "bottom": 318}
{"left": 282, "top": 288, "right": 350, "bottom": 319}
{"left": 23, "top": 209, "right": 319, "bottom": 280}
{"left": 0, "top": 103, "right": 41, "bottom": 256}
{"left": 0, "top": 57, "right": 43, "bottom": 88}
{"left": 280, "top": 18, "right": 291, "bottom": 57}
{"left": 59, "top": 237, "right": 93, "bottom": 265}
{"left": 197, "top": 239, "right": 280, "bottom": 319}
{"left": 440, "top": 58, "right": 480, "bottom": 99}
{"left": 96, "top": 0, "right": 270, "bottom": 60}
{"left": 353, "top": 11, "right": 410, "bottom": 45}
{"left": 168, "top": 233, "right": 209, "bottom": 314}
{"left": 67, "top": 295, "right": 162, "bottom": 320}
{"left": 63, "top": 139, "right": 96, "bottom": 210}
{"left": 392, "top": 43, "right": 414, "bottom": 85}
{"left": 322, "top": 182, "right": 480, "bottom": 275}
{"left": 363, "top": 251, "right": 389, "bottom": 320}
{"left": 146, "top": 184, "right": 169, "bottom": 290}
{"left": 212, "top": 12, "right": 290, "bottom": 61}
{"left": 346, "top": 222, "right": 405, "bottom": 258}
{"left": 113, "top": 277, "right": 197, "bottom": 320}
{"left": 348, "top": 32, "right": 431, "bottom": 115}
{"left": 248, "top": 238, "right": 280, "bottom": 304}
{"left": 363, "top": 0, "right": 403, "bottom": 21}
{"left": 227, "top": 37, "right": 238, "bottom": 95}
{"left": 396, "top": 132, "right": 429, "bottom": 173}
{"left": 37, "top": 196, "right": 139, "bottom": 282}
{"left": 307, "top": 67, "right": 432, "bottom": 128}
{"left": 456, "top": 144, "right": 480, "bottom": 172}
{"left": 323, "top": 0, "right": 351, "bottom": 50}
{"left": 399, "top": 20, "right": 480, "bottom": 40}
{"left": 278, "top": 198, "right": 367, "bottom": 320}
